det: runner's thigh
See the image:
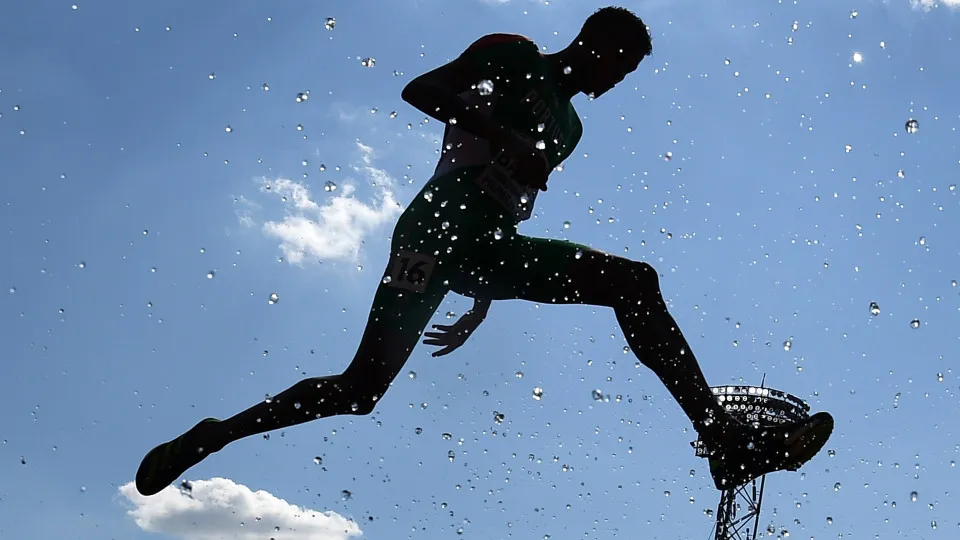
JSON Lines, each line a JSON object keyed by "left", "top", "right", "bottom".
{"left": 450, "top": 232, "right": 631, "bottom": 307}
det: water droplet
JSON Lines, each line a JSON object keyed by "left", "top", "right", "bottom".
{"left": 324, "top": 17, "right": 336, "bottom": 30}
{"left": 849, "top": 9, "right": 858, "bottom": 18}
{"left": 910, "top": 491, "right": 918, "bottom": 502}
{"left": 834, "top": 482, "right": 841, "bottom": 491}
{"left": 936, "top": 372, "right": 943, "bottom": 382}
{"left": 361, "top": 57, "right": 376, "bottom": 68}
{"left": 910, "top": 319, "right": 920, "bottom": 329}
{"left": 477, "top": 79, "right": 494, "bottom": 95}
{"left": 448, "top": 450, "right": 456, "bottom": 462}
{"left": 591, "top": 389, "right": 603, "bottom": 401}
{"left": 827, "top": 449, "right": 836, "bottom": 457}
{"left": 208, "top": 72, "right": 216, "bottom": 80}
{"left": 78, "top": 261, "right": 86, "bottom": 269}
{"left": 341, "top": 489, "right": 352, "bottom": 500}
{"left": 574, "top": 249, "right": 583, "bottom": 259}
{"left": 918, "top": 236, "right": 927, "bottom": 246}
{"left": 313, "top": 456, "right": 322, "bottom": 465}
{"left": 532, "top": 387, "right": 543, "bottom": 400}
{"left": 323, "top": 181, "right": 338, "bottom": 192}
{"left": 783, "top": 339, "right": 792, "bottom": 351}
{"left": 296, "top": 92, "right": 309, "bottom": 102}
{"left": 562, "top": 220, "right": 571, "bottom": 229}
{"left": 206, "top": 270, "right": 216, "bottom": 279}
{"left": 408, "top": 370, "right": 417, "bottom": 379}
{"left": 535, "top": 140, "right": 546, "bottom": 150}
{"left": 423, "top": 190, "right": 434, "bottom": 202}
{"left": 905, "top": 118, "right": 919, "bottom": 134}
{"left": 869, "top": 302, "right": 880, "bottom": 316}
{"left": 844, "top": 144, "right": 853, "bottom": 153}
{"left": 442, "top": 432, "right": 452, "bottom": 440}
{"left": 224, "top": 125, "right": 233, "bottom": 133}
{"left": 664, "top": 490, "right": 671, "bottom": 497}
{"left": 852, "top": 52, "right": 863, "bottom": 63}
{"left": 493, "top": 228, "right": 503, "bottom": 240}
{"left": 262, "top": 82, "right": 270, "bottom": 91}
{"left": 268, "top": 292, "right": 279, "bottom": 304}
{"left": 493, "top": 412, "right": 504, "bottom": 424}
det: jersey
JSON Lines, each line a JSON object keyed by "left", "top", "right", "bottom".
{"left": 428, "top": 34, "right": 583, "bottom": 223}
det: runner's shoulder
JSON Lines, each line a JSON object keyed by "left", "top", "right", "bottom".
{"left": 464, "top": 33, "right": 539, "bottom": 57}
{"left": 468, "top": 33, "right": 535, "bottom": 50}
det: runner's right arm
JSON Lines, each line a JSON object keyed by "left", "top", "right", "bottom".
{"left": 401, "top": 34, "right": 528, "bottom": 155}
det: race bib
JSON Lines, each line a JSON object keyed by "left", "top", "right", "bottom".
{"left": 384, "top": 250, "right": 436, "bottom": 293}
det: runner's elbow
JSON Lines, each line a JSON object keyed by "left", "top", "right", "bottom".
{"left": 401, "top": 79, "right": 441, "bottom": 111}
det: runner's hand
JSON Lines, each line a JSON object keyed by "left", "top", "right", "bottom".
{"left": 423, "top": 310, "right": 486, "bottom": 357}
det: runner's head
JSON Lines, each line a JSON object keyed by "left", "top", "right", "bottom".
{"left": 569, "top": 6, "right": 652, "bottom": 98}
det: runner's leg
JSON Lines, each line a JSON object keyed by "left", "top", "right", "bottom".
{"left": 213, "top": 254, "right": 448, "bottom": 446}
{"left": 452, "top": 231, "right": 729, "bottom": 437}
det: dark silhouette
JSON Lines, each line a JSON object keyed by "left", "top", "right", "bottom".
{"left": 136, "top": 6, "right": 833, "bottom": 497}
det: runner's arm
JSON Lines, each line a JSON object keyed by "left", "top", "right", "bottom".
{"left": 470, "top": 297, "right": 491, "bottom": 320}
{"left": 401, "top": 38, "right": 518, "bottom": 150}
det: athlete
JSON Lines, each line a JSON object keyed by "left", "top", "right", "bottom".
{"left": 135, "top": 6, "right": 833, "bottom": 497}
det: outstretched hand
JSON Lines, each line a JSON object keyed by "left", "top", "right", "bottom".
{"left": 422, "top": 310, "right": 486, "bottom": 357}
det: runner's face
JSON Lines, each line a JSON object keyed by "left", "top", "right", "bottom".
{"left": 579, "top": 34, "right": 642, "bottom": 98}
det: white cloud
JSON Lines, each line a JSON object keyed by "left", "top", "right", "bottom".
{"left": 118, "top": 477, "right": 362, "bottom": 540}
{"left": 260, "top": 141, "right": 403, "bottom": 265}
{"left": 911, "top": 0, "right": 960, "bottom": 9}
{"left": 233, "top": 195, "right": 259, "bottom": 228}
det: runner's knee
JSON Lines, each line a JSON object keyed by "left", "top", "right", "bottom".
{"left": 284, "top": 373, "right": 385, "bottom": 417}
{"left": 571, "top": 253, "right": 661, "bottom": 308}
{"left": 338, "top": 365, "right": 393, "bottom": 415}
{"left": 613, "top": 259, "right": 664, "bottom": 310}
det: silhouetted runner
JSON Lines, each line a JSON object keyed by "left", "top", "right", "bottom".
{"left": 136, "top": 6, "right": 833, "bottom": 497}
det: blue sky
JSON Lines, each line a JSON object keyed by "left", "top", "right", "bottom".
{"left": 2, "top": 0, "right": 959, "bottom": 538}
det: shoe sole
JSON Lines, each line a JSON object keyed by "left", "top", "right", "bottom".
{"left": 784, "top": 411, "right": 834, "bottom": 470}
{"left": 135, "top": 419, "right": 220, "bottom": 497}
{"left": 710, "top": 411, "right": 835, "bottom": 489}
{"left": 135, "top": 439, "right": 182, "bottom": 496}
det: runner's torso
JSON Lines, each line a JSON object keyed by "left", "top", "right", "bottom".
{"left": 427, "top": 34, "right": 583, "bottom": 223}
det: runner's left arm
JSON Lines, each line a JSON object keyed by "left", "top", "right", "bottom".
{"left": 471, "top": 297, "right": 491, "bottom": 319}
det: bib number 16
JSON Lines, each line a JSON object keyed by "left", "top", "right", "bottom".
{"left": 384, "top": 250, "right": 436, "bottom": 293}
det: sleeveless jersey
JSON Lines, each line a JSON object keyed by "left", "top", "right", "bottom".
{"left": 428, "top": 34, "right": 583, "bottom": 222}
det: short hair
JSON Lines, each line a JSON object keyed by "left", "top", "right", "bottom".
{"left": 581, "top": 6, "right": 653, "bottom": 57}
